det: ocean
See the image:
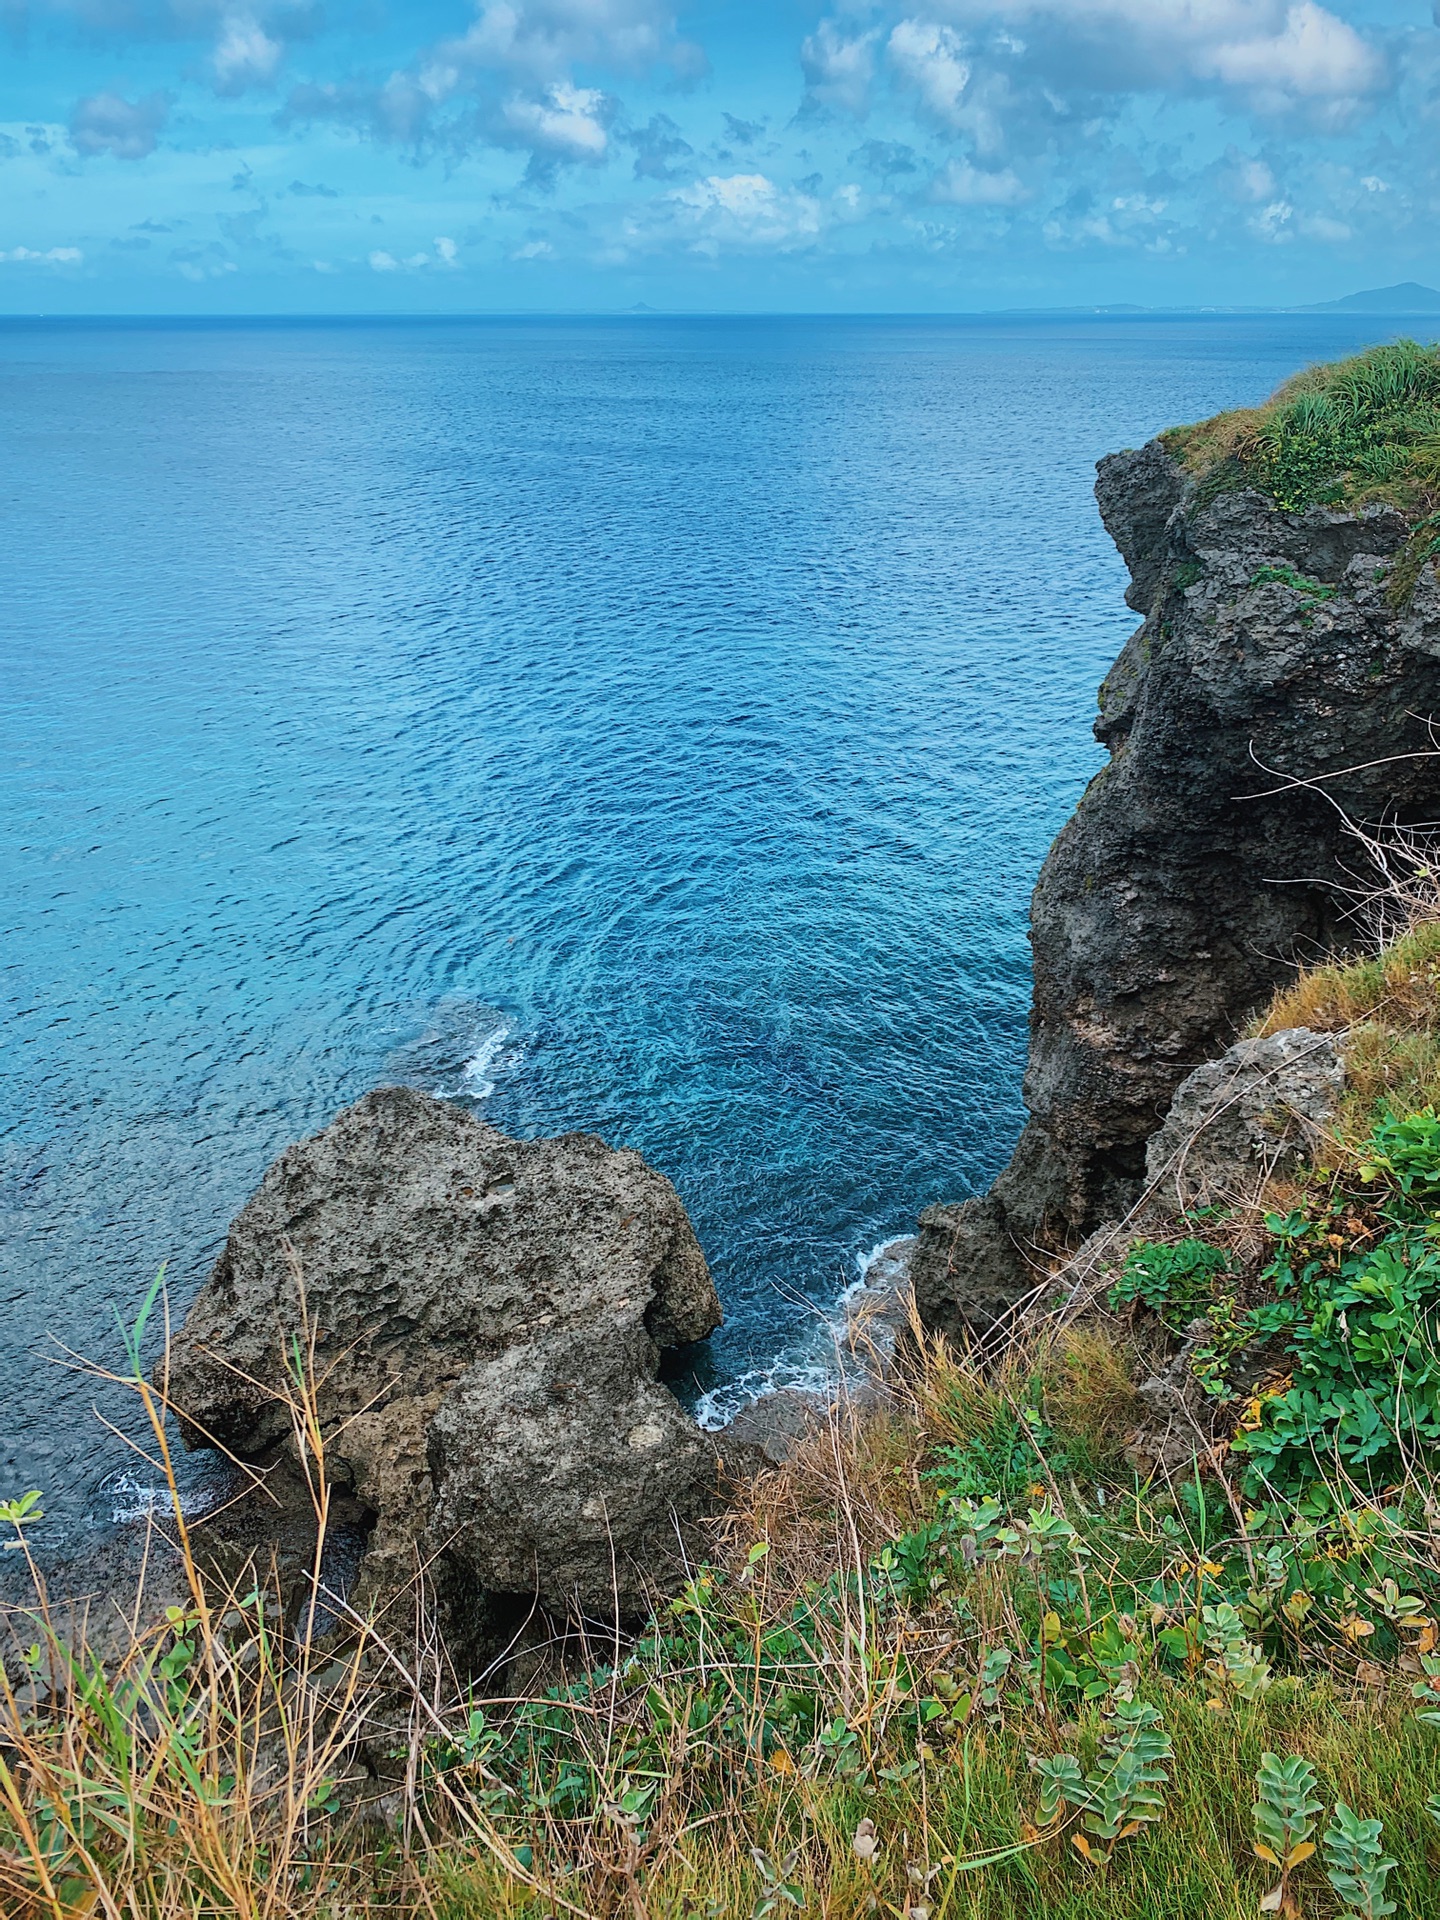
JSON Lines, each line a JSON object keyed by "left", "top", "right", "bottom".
{"left": 0, "top": 309, "right": 1414, "bottom": 1556}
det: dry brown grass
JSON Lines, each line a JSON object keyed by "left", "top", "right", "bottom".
{"left": 4, "top": 1286, "right": 1439, "bottom": 1917}
{"left": 1251, "top": 917, "right": 1440, "bottom": 1141}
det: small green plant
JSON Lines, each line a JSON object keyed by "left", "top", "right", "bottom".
{"left": 1029, "top": 1697, "right": 1173, "bottom": 1866}
{"left": 750, "top": 1845, "right": 804, "bottom": 1917}
{"left": 1250, "top": 563, "right": 1337, "bottom": 600}
{"left": 1201, "top": 1603, "right": 1273, "bottom": 1702}
{"left": 1253, "top": 1752, "right": 1322, "bottom": 1913}
{"left": 1322, "top": 1801, "right": 1396, "bottom": 1920}
{"left": 1109, "top": 1237, "right": 1231, "bottom": 1327}
{"left": 0, "top": 1489, "right": 43, "bottom": 1532}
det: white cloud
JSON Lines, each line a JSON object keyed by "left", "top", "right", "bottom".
{"left": 1250, "top": 197, "right": 1294, "bottom": 240}
{"left": 1042, "top": 190, "right": 1178, "bottom": 249}
{"left": 1199, "top": 1, "right": 1383, "bottom": 113}
{"left": 0, "top": 245, "right": 83, "bottom": 264}
{"left": 928, "top": 157, "right": 1025, "bottom": 204}
{"left": 1300, "top": 211, "right": 1350, "bottom": 241}
{"left": 934, "top": 0, "right": 1385, "bottom": 113}
{"left": 426, "top": 0, "right": 697, "bottom": 84}
{"left": 1229, "top": 155, "right": 1278, "bottom": 202}
{"left": 512, "top": 238, "right": 554, "bottom": 258}
{"left": 212, "top": 13, "right": 284, "bottom": 95}
{"left": 637, "top": 172, "right": 826, "bottom": 255}
{"left": 69, "top": 90, "right": 170, "bottom": 160}
{"left": 368, "top": 241, "right": 461, "bottom": 271}
{"left": 800, "top": 21, "right": 879, "bottom": 116}
{"left": 888, "top": 20, "right": 972, "bottom": 128}
{"left": 501, "top": 81, "right": 611, "bottom": 159}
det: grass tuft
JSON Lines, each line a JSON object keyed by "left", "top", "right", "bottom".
{"left": 1163, "top": 337, "right": 1440, "bottom": 529}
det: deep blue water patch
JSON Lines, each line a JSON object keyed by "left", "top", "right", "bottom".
{"left": 0, "top": 311, "right": 1412, "bottom": 1549}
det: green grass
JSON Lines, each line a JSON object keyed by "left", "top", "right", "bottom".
{"left": 1164, "top": 337, "right": 1440, "bottom": 524}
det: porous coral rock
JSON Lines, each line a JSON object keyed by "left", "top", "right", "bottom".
{"left": 163, "top": 1085, "right": 728, "bottom": 1655}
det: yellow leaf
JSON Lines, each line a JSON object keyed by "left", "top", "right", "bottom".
{"left": 1117, "top": 1821, "right": 1142, "bottom": 1841}
{"left": 1201, "top": 1559, "right": 1225, "bottom": 1578}
{"left": 1340, "top": 1615, "right": 1376, "bottom": 1641}
{"left": 1253, "top": 1844, "right": 1280, "bottom": 1866}
{"left": 1285, "top": 1843, "right": 1316, "bottom": 1869}
{"left": 1041, "top": 1611, "right": 1064, "bottom": 1644}
{"left": 1019, "top": 1822, "right": 1040, "bottom": 1845}
{"left": 1071, "top": 1834, "right": 1100, "bottom": 1865}
{"left": 1417, "top": 1622, "right": 1439, "bottom": 1655}
{"left": 770, "top": 1748, "right": 795, "bottom": 1774}
{"left": 1205, "top": 1696, "right": 1227, "bottom": 1714}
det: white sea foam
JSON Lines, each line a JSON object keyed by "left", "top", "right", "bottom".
{"left": 104, "top": 1470, "right": 222, "bottom": 1527}
{"left": 693, "top": 1232, "right": 913, "bottom": 1431}
{"left": 459, "top": 1021, "right": 514, "bottom": 1100}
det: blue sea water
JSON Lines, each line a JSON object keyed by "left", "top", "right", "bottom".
{"left": 0, "top": 309, "right": 1414, "bottom": 1554}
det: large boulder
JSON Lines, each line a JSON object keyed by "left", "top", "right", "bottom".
{"left": 164, "top": 1086, "right": 728, "bottom": 1646}
{"left": 1142, "top": 1027, "right": 1344, "bottom": 1213}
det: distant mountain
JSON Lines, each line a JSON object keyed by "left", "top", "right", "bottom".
{"left": 1303, "top": 282, "right": 1440, "bottom": 313}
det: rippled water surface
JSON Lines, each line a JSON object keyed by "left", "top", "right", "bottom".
{"left": 0, "top": 310, "right": 1406, "bottom": 1551}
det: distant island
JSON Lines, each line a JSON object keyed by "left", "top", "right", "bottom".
{"left": 1302, "top": 281, "right": 1440, "bottom": 313}
{"left": 986, "top": 281, "right": 1440, "bottom": 319}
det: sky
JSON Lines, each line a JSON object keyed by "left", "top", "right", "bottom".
{"left": 1, "top": 0, "right": 1439, "bottom": 312}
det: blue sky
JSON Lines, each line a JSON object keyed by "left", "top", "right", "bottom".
{"left": 2, "top": 0, "right": 1437, "bottom": 311}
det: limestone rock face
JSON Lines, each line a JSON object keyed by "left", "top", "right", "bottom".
{"left": 1143, "top": 1027, "right": 1344, "bottom": 1213}
{"left": 916, "top": 438, "right": 1440, "bottom": 1335}
{"left": 164, "top": 1086, "right": 725, "bottom": 1639}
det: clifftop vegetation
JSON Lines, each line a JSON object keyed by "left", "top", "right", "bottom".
{"left": 1164, "top": 338, "right": 1440, "bottom": 518}
{"left": 6, "top": 925, "right": 1440, "bottom": 1917}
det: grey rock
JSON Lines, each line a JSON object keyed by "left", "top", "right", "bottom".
{"left": 163, "top": 1085, "right": 726, "bottom": 1647}
{"left": 1144, "top": 1028, "right": 1344, "bottom": 1212}
{"left": 915, "top": 437, "right": 1440, "bottom": 1332}
{"left": 911, "top": 1194, "right": 1042, "bottom": 1346}
{"left": 724, "top": 1390, "right": 823, "bottom": 1465}
{"left": 720, "top": 1238, "right": 920, "bottom": 1461}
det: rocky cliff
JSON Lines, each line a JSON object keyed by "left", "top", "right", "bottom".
{"left": 914, "top": 436, "right": 1440, "bottom": 1340}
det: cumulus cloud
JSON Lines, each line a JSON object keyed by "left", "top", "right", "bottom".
{"left": 423, "top": 0, "right": 701, "bottom": 86}
{"left": 0, "top": 244, "right": 83, "bottom": 264}
{"left": 621, "top": 171, "right": 855, "bottom": 256}
{"left": 800, "top": 21, "right": 878, "bottom": 116}
{"left": 501, "top": 80, "right": 613, "bottom": 161}
{"left": 625, "top": 110, "right": 693, "bottom": 180}
{"left": 370, "top": 238, "right": 461, "bottom": 270}
{"left": 928, "top": 156, "right": 1025, "bottom": 203}
{"left": 211, "top": 11, "right": 283, "bottom": 94}
{"left": 280, "top": 0, "right": 696, "bottom": 177}
{"left": 933, "top": 0, "right": 1386, "bottom": 115}
{"left": 888, "top": 20, "right": 972, "bottom": 128}
{"left": 69, "top": 89, "right": 169, "bottom": 159}
{"left": 170, "top": 242, "right": 238, "bottom": 279}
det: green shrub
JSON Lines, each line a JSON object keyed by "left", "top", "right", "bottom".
{"left": 1109, "top": 1238, "right": 1232, "bottom": 1328}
